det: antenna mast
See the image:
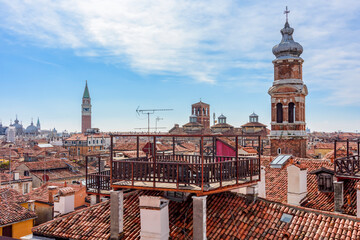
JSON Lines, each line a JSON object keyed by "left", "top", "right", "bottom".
{"left": 136, "top": 107, "right": 173, "bottom": 134}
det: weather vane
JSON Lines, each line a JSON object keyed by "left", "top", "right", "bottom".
{"left": 284, "top": 6, "right": 290, "bottom": 22}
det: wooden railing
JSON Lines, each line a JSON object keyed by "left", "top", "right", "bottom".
{"left": 86, "top": 170, "right": 111, "bottom": 192}
{"left": 111, "top": 154, "right": 259, "bottom": 190}
{"left": 334, "top": 155, "right": 360, "bottom": 177}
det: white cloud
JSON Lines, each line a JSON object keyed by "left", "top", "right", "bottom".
{"left": 1, "top": 0, "right": 360, "bottom": 104}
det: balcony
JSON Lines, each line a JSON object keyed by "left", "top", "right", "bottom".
{"left": 86, "top": 134, "right": 262, "bottom": 196}
{"left": 334, "top": 139, "right": 360, "bottom": 179}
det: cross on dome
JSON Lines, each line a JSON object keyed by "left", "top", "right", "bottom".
{"left": 284, "top": 6, "right": 290, "bottom": 22}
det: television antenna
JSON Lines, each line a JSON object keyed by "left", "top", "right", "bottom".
{"left": 136, "top": 107, "right": 173, "bottom": 134}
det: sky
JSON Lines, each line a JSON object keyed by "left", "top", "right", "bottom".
{"left": 0, "top": 0, "right": 360, "bottom": 133}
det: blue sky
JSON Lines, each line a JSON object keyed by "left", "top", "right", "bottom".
{"left": 0, "top": 0, "right": 360, "bottom": 133}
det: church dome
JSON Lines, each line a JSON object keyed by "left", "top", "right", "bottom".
{"left": 272, "top": 21, "right": 303, "bottom": 59}
{"left": 25, "top": 122, "right": 38, "bottom": 135}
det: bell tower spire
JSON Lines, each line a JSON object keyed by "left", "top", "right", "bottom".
{"left": 81, "top": 80, "right": 92, "bottom": 133}
{"left": 268, "top": 8, "right": 308, "bottom": 158}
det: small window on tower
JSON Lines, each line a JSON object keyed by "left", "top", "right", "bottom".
{"left": 288, "top": 102, "right": 295, "bottom": 123}
{"left": 277, "top": 148, "right": 281, "bottom": 155}
{"left": 276, "top": 103, "right": 283, "bottom": 123}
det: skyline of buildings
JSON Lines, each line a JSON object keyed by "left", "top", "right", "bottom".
{"left": 1, "top": 1, "right": 360, "bottom": 133}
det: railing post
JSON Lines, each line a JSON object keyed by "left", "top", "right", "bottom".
{"left": 131, "top": 162, "right": 134, "bottom": 186}
{"left": 347, "top": 139, "right": 350, "bottom": 158}
{"left": 137, "top": 136, "right": 139, "bottom": 159}
{"left": 153, "top": 136, "right": 156, "bottom": 188}
{"left": 201, "top": 136, "right": 204, "bottom": 192}
{"left": 176, "top": 163, "right": 179, "bottom": 190}
{"left": 334, "top": 140, "right": 337, "bottom": 160}
{"left": 173, "top": 137, "right": 175, "bottom": 158}
{"left": 250, "top": 158, "right": 253, "bottom": 182}
{"left": 110, "top": 135, "right": 113, "bottom": 186}
{"left": 235, "top": 136, "right": 238, "bottom": 184}
{"left": 85, "top": 156, "right": 88, "bottom": 192}
{"left": 220, "top": 161, "right": 222, "bottom": 187}
{"left": 258, "top": 135, "right": 261, "bottom": 179}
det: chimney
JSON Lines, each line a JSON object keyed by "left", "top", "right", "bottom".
{"left": 48, "top": 186, "right": 58, "bottom": 203}
{"left": 27, "top": 200, "right": 35, "bottom": 211}
{"left": 139, "top": 196, "right": 169, "bottom": 240}
{"left": 192, "top": 196, "right": 207, "bottom": 240}
{"left": 54, "top": 187, "right": 75, "bottom": 216}
{"left": 110, "top": 190, "right": 124, "bottom": 240}
{"left": 258, "top": 166, "right": 266, "bottom": 198}
{"left": 334, "top": 180, "right": 344, "bottom": 213}
{"left": 287, "top": 163, "right": 307, "bottom": 206}
{"left": 13, "top": 172, "right": 20, "bottom": 181}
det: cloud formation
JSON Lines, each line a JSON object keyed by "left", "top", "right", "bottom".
{"left": 1, "top": 0, "right": 360, "bottom": 104}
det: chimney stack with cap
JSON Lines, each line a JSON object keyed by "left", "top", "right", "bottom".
{"left": 110, "top": 190, "right": 124, "bottom": 240}
{"left": 287, "top": 162, "right": 307, "bottom": 206}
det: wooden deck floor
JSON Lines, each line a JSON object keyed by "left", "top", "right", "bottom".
{"left": 112, "top": 175, "right": 259, "bottom": 192}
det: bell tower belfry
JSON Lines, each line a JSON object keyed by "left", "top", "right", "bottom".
{"left": 268, "top": 7, "right": 308, "bottom": 158}
{"left": 81, "top": 81, "right": 91, "bottom": 133}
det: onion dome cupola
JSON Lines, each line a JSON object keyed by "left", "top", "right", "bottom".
{"left": 272, "top": 7, "right": 303, "bottom": 59}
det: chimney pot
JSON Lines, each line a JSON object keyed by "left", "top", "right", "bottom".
{"left": 287, "top": 164, "right": 307, "bottom": 206}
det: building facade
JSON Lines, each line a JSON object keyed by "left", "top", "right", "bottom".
{"left": 268, "top": 15, "right": 308, "bottom": 158}
{"left": 81, "top": 81, "right": 91, "bottom": 133}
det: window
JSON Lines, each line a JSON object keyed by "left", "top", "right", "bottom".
{"left": 3, "top": 225, "right": 12, "bottom": 237}
{"left": 317, "top": 173, "right": 333, "bottom": 192}
{"left": 288, "top": 102, "right": 295, "bottom": 123}
{"left": 276, "top": 103, "right": 283, "bottom": 123}
{"left": 24, "top": 171, "right": 30, "bottom": 176}
{"left": 23, "top": 183, "right": 29, "bottom": 194}
{"left": 277, "top": 148, "right": 281, "bottom": 155}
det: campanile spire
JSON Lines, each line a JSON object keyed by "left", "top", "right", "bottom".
{"left": 81, "top": 80, "right": 91, "bottom": 133}
{"left": 268, "top": 8, "right": 308, "bottom": 158}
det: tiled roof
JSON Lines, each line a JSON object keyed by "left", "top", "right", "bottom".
{"left": 0, "top": 172, "right": 32, "bottom": 184}
{"left": 241, "top": 121, "right": 267, "bottom": 128}
{"left": 28, "top": 182, "right": 85, "bottom": 203}
{"left": 58, "top": 187, "right": 75, "bottom": 196}
{"left": 33, "top": 191, "right": 360, "bottom": 239}
{"left": 262, "top": 156, "right": 359, "bottom": 216}
{"left": 0, "top": 188, "right": 29, "bottom": 204}
{"left": 0, "top": 201, "right": 36, "bottom": 226}
{"left": 31, "top": 168, "right": 85, "bottom": 182}
{"left": 24, "top": 159, "right": 72, "bottom": 171}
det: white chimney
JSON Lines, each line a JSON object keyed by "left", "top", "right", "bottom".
{"left": 13, "top": 172, "right": 20, "bottom": 181}
{"left": 139, "top": 196, "right": 169, "bottom": 240}
{"left": 192, "top": 196, "right": 207, "bottom": 240}
{"left": 54, "top": 187, "right": 75, "bottom": 216}
{"left": 287, "top": 164, "right": 307, "bottom": 206}
{"left": 258, "top": 166, "right": 266, "bottom": 198}
{"left": 110, "top": 190, "right": 124, "bottom": 240}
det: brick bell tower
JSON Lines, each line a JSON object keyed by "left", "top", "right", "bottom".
{"left": 268, "top": 7, "right": 308, "bottom": 158}
{"left": 81, "top": 81, "right": 91, "bottom": 133}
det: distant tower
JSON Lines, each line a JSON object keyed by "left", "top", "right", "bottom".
{"left": 36, "top": 117, "right": 41, "bottom": 130}
{"left": 268, "top": 7, "right": 308, "bottom": 158}
{"left": 81, "top": 81, "right": 92, "bottom": 133}
{"left": 191, "top": 101, "right": 210, "bottom": 128}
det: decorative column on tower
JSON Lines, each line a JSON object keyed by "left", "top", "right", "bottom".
{"left": 268, "top": 7, "right": 308, "bottom": 158}
{"left": 81, "top": 81, "right": 92, "bottom": 133}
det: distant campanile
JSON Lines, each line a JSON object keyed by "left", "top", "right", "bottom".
{"left": 81, "top": 81, "right": 91, "bottom": 133}
{"left": 268, "top": 7, "right": 308, "bottom": 158}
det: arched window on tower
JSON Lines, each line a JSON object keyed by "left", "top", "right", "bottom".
{"left": 288, "top": 102, "right": 295, "bottom": 123}
{"left": 276, "top": 103, "right": 283, "bottom": 123}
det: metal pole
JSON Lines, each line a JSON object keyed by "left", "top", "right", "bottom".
{"left": 85, "top": 156, "right": 88, "bottom": 192}
{"left": 172, "top": 137, "right": 175, "bottom": 158}
{"left": 110, "top": 136, "right": 113, "bottom": 186}
{"left": 334, "top": 140, "right": 337, "bottom": 160}
{"left": 258, "top": 135, "right": 261, "bottom": 181}
{"left": 347, "top": 139, "right": 349, "bottom": 157}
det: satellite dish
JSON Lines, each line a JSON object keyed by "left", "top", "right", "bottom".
{"left": 42, "top": 174, "right": 50, "bottom": 182}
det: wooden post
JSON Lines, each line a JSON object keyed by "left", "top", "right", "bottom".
{"left": 136, "top": 136, "right": 139, "bottom": 159}
{"left": 347, "top": 139, "right": 350, "bottom": 157}
{"left": 153, "top": 136, "right": 156, "bottom": 188}
{"left": 334, "top": 140, "right": 337, "bottom": 160}
{"left": 173, "top": 137, "right": 175, "bottom": 158}
{"left": 258, "top": 135, "right": 261, "bottom": 179}
{"left": 85, "top": 156, "right": 88, "bottom": 192}
{"left": 201, "top": 136, "right": 204, "bottom": 192}
{"left": 212, "top": 136, "right": 215, "bottom": 161}
{"left": 235, "top": 136, "right": 238, "bottom": 184}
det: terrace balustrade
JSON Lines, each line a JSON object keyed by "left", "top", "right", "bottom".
{"left": 87, "top": 134, "right": 262, "bottom": 196}
{"left": 334, "top": 139, "right": 360, "bottom": 178}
